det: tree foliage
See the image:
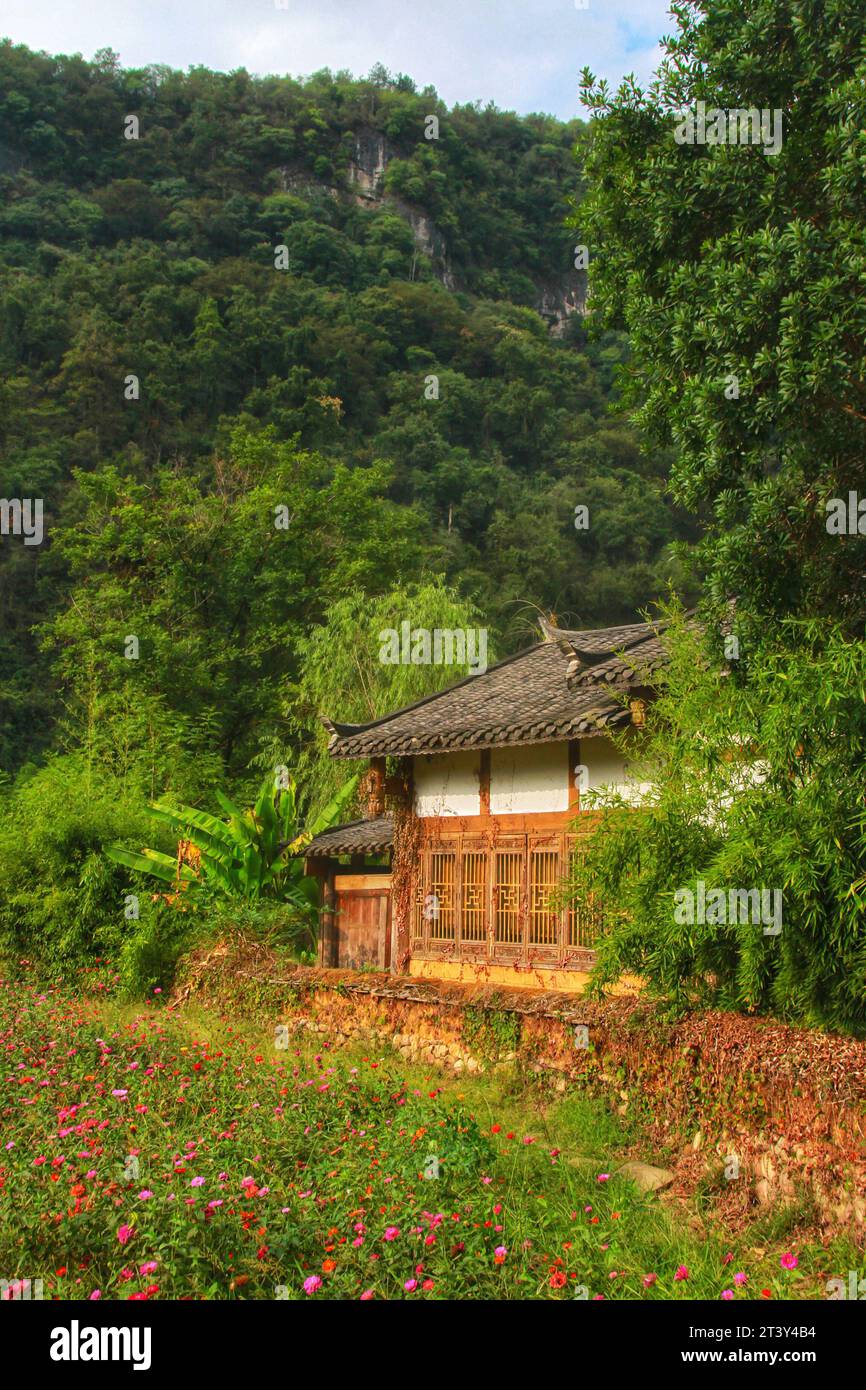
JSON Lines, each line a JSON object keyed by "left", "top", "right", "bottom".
{"left": 572, "top": 612, "right": 866, "bottom": 1034}
{"left": 576, "top": 0, "right": 866, "bottom": 630}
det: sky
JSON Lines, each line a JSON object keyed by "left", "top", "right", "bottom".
{"left": 0, "top": 0, "right": 673, "bottom": 119}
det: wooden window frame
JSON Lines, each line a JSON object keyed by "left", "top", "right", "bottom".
{"left": 413, "top": 830, "right": 602, "bottom": 968}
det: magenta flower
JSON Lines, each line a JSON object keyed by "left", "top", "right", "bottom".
{"left": 117, "top": 1224, "right": 133, "bottom": 1246}
{"left": 721, "top": 1289, "right": 734, "bottom": 1300}
{"left": 674, "top": 1265, "right": 689, "bottom": 1281}
{"left": 303, "top": 1275, "right": 322, "bottom": 1295}
{"left": 780, "top": 1252, "right": 798, "bottom": 1270}
{"left": 643, "top": 1273, "right": 657, "bottom": 1288}
{"left": 404, "top": 1279, "right": 418, "bottom": 1292}
{"left": 383, "top": 1226, "right": 400, "bottom": 1241}
{"left": 734, "top": 1271, "right": 747, "bottom": 1286}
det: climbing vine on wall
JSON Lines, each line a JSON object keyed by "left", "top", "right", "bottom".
{"left": 388, "top": 759, "right": 419, "bottom": 974}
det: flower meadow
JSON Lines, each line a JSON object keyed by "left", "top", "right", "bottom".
{"left": 0, "top": 972, "right": 839, "bottom": 1301}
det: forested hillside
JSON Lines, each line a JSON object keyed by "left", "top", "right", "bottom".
{"left": 0, "top": 41, "right": 695, "bottom": 782}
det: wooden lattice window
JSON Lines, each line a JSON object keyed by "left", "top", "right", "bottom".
{"left": 529, "top": 849, "right": 559, "bottom": 945}
{"left": 567, "top": 842, "right": 603, "bottom": 948}
{"left": 461, "top": 851, "right": 487, "bottom": 942}
{"left": 494, "top": 851, "right": 523, "bottom": 944}
{"left": 428, "top": 850, "right": 456, "bottom": 940}
{"left": 410, "top": 878, "right": 425, "bottom": 943}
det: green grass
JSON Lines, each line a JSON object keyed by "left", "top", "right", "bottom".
{"left": 0, "top": 970, "right": 858, "bottom": 1301}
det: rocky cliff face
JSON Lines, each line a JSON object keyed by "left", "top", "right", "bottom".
{"left": 346, "top": 130, "right": 391, "bottom": 198}
{"left": 535, "top": 272, "right": 587, "bottom": 336}
{"left": 283, "top": 127, "right": 584, "bottom": 328}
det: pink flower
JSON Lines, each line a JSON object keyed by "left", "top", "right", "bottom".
{"left": 494, "top": 1246, "right": 507, "bottom": 1264}
{"left": 139, "top": 1262, "right": 158, "bottom": 1276}
{"left": 674, "top": 1265, "right": 689, "bottom": 1281}
{"left": 360, "top": 1289, "right": 374, "bottom": 1300}
{"left": 117, "top": 1224, "right": 133, "bottom": 1246}
{"left": 190, "top": 1176, "right": 205, "bottom": 1187}
{"left": 383, "top": 1226, "right": 400, "bottom": 1241}
{"left": 721, "top": 1289, "right": 734, "bottom": 1300}
{"left": 404, "top": 1279, "right": 418, "bottom": 1292}
{"left": 643, "top": 1273, "right": 657, "bottom": 1287}
{"left": 780, "top": 1252, "right": 798, "bottom": 1270}
{"left": 89, "top": 1290, "right": 101, "bottom": 1300}
{"left": 138, "top": 1190, "right": 153, "bottom": 1200}
{"left": 734, "top": 1271, "right": 747, "bottom": 1286}
{"left": 596, "top": 1173, "right": 610, "bottom": 1182}
{"left": 303, "top": 1275, "right": 322, "bottom": 1295}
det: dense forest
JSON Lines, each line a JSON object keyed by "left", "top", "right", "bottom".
{"left": 3, "top": 0, "right": 866, "bottom": 1036}
{"left": 0, "top": 40, "right": 694, "bottom": 785}
{"left": 0, "top": 40, "right": 695, "bottom": 985}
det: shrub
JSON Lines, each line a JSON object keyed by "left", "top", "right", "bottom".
{"left": 0, "top": 755, "right": 159, "bottom": 966}
{"left": 570, "top": 611, "right": 866, "bottom": 1035}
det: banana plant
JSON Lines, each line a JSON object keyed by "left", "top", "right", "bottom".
{"left": 106, "top": 772, "right": 359, "bottom": 910}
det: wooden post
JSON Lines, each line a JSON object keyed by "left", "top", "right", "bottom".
{"left": 479, "top": 748, "right": 491, "bottom": 815}
{"left": 322, "top": 868, "right": 336, "bottom": 967}
{"left": 306, "top": 857, "right": 336, "bottom": 967}
{"left": 568, "top": 738, "right": 581, "bottom": 811}
{"left": 368, "top": 757, "right": 386, "bottom": 816}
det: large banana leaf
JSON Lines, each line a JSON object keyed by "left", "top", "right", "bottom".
{"left": 288, "top": 773, "right": 360, "bottom": 854}
{"left": 105, "top": 845, "right": 202, "bottom": 895}
{"left": 147, "top": 803, "right": 237, "bottom": 864}
{"left": 107, "top": 772, "right": 361, "bottom": 916}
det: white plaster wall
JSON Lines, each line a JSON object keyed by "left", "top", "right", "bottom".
{"left": 489, "top": 743, "right": 569, "bottom": 814}
{"left": 414, "top": 751, "right": 480, "bottom": 817}
{"left": 583, "top": 734, "right": 652, "bottom": 805}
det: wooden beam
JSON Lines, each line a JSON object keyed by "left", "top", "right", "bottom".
{"left": 479, "top": 748, "right": 491, "bottom": 816}
{"left": 568, "top": 738, "right": 581, "bottom": 811}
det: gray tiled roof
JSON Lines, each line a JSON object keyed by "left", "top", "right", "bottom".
{"left": 325, "top": 618, "right": 670, "bottom": 759}
{"left": 304, "top": 815, "right": 394, "bottom": 856}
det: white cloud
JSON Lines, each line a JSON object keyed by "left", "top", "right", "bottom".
{"left": 0, "top": 0, "right": 670, "bottom": 117}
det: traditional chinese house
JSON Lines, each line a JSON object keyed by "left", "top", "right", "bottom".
{"left": 304, "top": 617, "right": 667, "bottom": 993}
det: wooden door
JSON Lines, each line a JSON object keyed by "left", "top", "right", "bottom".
{"left": 333, "top": 873, "right": 391, "bottom": 971}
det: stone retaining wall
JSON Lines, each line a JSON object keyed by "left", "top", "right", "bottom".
{"left": 174, "top": 944, "right": 866, "bottom": 1235}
